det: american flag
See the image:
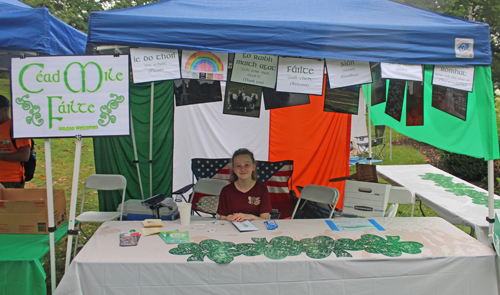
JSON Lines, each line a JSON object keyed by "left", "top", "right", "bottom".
{"left": 191, "top": 158, "right": 294, "bottom": 204}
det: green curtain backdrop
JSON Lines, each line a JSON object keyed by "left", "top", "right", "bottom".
{"left": 94, "top": 80, "right": 174, "bottom": 211}
{"left": 366, "top": 65, "right": 499, "bottom": 161}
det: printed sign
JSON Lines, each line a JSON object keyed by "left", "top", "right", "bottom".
{"left": 276, "top": 57, "right": 324, "bottom": 95}
{"left": 325, "top": 59, "right": 372, "bottom": 88}
{"left": 432, "top": 65, "right": 475, "bottom": 92}
{"left": 11, "top": 55, "right": 130, "bottom": 138}
{"left": 231, "top": 53, "right": 278, "bottom": 88}
{"left": 181, "top": 51, "right": 228, "bottom": 81}
{"left": 381, "top": 63, "right": 423, "bottom": 82}
{"left": 455, "top": 38, "right": 474, "bottom": 59}
{"left": 130, "top": 47, "right": 180, "bottom": 83}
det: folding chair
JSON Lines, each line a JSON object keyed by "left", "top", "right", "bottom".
{"left": 74, "top": 174, "right": 127, "bottom": 257}
{"left": 188, "top": 178, "right": 229, "bottom": 217}
{"left": 355, "top": 125, "right": 386, "bottom": 159}
{"left": 290, "top": 185, "right": 340, "bottom": 219}
{"left": 384, "top": 186, "right": 416, "bottom": 217}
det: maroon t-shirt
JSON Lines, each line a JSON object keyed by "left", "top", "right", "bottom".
{"left": 217, "top": 182, "right": 273, "bottom": 217}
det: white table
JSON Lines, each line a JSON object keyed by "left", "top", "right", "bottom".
{"left": 55, "top": 217, "right": 498, "bottom": 295}
{"left": 377, "top": 164, "right": 500, "bottom": 244}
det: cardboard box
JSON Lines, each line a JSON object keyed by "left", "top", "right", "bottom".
{"left": 0, "top": 189, "right": 67, "bottom": 234}
{"left": 343, "top": 180, "right": 391, "bottom": 217}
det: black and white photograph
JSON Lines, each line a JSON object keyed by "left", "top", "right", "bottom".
{"left": 223, "top": 81, "right": 262, "bottom": 118}
{"left": 370, "top": 62, "right": 387, "bottom": 106}
{"left": 384, "top": 79, "right": 406, "bottom": 121}
{"left": 406, "top": 80, "right": 424, "bottom": 126}
{"left": 262, "top": 88, "right": 310, "bottom": 110}
{"left": 174, "top": 79, "right": 222, "bottom": 106}
{"left": 432, "top": 85, "right": 468, "bottom": 121}
{"left": 324, "top": 85, "right": 360, "bottom": 114}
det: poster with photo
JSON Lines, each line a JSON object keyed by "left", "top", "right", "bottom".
{"left": 174, "top": 79, "right": 222, "bottom": 106}
{"left": 381, "top": 63, "right": 423, "bottom": 82}
{"left": 262, "top": 88, "right": 310, "bottom": 110}
{"left": 181, "top": 51, "right": 228, "bottom": 81}
{"left": 384, "top": 80, "right": 406, "bottom": 121}
{"left": 231, "top": 53, "right": 278, "bottom": 88}
{"left": 431, "top": 85, "right": 468, "bottom": 121}
{"left": 223, "top": 81, "right": 262, "bottom": 118}
{"left": 130, "top": 47, "right": 180, "bottom": 83}
{"left": 371, "top": 63, "right": 387, "bottom": 106}
{"left": 406, "top": 81, "right": 424, "bottom": 126}
{"left": 324, "top": 85, "right": 360, "bottom": 115}
{"left": 325, "top": 59, "right": 372, "bottom": 89}
{"left": 276, "top": 57, "right": 324, "bottom": 95}
{"left": 432, "top": 65, "right": 474, "bottom": 92}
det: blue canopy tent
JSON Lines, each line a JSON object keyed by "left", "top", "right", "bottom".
{"left": 0, "top": 0, "right": 87, "bottom": 70}
{"left": 0, "top": 0, "right": 87, "bottom": 293}
{"left": 85, "top": 0, "right": 499, "bottom": 246}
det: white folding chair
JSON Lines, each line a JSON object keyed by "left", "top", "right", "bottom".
{"left": 74, "top": 174, "right": 127, "bottom": 257}
{"left": 290, "top": 184, "right": 340, "bottom": 219}
{"left": 385, "top": 186, "right": 416, "bottom": 217}
{"left": 188, "top": 178, "right": 229, "bottom": 218}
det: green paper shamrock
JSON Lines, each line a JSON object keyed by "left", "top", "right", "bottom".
{"left": 300, "top": 236, "right": 362, "bottom": 258}
{"left": 169, "top": 239, "right": 241, "bottom": 264}
{"left": 236, "top": 236, "right": 303, "bottom": 260}
{"left": 357, "top": 234, "right": 423, "bottom": 257}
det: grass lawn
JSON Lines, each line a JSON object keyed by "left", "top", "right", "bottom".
{"left": 0, "top": 78, "right": 488, "bottom": 293}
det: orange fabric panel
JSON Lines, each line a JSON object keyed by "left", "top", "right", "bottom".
{"left": 268, "top": 83, "right": 351, "bottom": 208}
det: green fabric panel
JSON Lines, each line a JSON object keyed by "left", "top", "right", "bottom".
{"left": 94, "top": 81, "right": 174, "bottom": 211}
{"left": 0, "top": 221, "right": 68, "bottom": 295}
{"left": 366, "top": 65, "right": 499, "bottom": 160}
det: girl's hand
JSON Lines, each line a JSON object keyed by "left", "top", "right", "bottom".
{"left": 231, "top": 213, "right": 254, "bottom": 222}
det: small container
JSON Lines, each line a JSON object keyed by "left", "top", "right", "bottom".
{"left": 264, "top": 220, "right": 278, "bottom": 230}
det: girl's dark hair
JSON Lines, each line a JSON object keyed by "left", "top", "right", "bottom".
{"left": 229, "top": 148, "right": 257, "bottom": 182}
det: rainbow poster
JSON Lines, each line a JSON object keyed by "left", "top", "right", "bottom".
{"left": 181, "top": 50, "right": 228, "bottom": 81}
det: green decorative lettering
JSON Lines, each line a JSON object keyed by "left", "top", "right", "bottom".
{"left": 19, "top": 63, "right": 44, "bottom": 93}
{"left": 48, "top": 96, "right": 63, "bottom": 129}
{"left": 64, "top": 61, "right": 103, "bottom": 93}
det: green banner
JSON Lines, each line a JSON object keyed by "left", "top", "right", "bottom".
{"left": 365, "top": 65, "right": 499, "bottom": 161}
{"left": 494, "top": 214, "right": 500, "bottom": 256}
{"left": 94, "top": 80, "right": 174, "bottom": 211}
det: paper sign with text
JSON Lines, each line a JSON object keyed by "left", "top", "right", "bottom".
{"left": 432, "top": 65, "right": 475, "bottom": 92}
{"left": 181, "top": 51, "right": 228, "bottom": 81}
{"left": 276, "top": 57, "right": 324, "bottom": 95}
{"left": 231, "top": 53, "right": 278, "bottom": 88}
{"left": 11, "top": 55, "right": 130, "bottom": 138}
{"left": 326, "top": 59, "right": 372, "bottom": 88}
{"left": 130, "top": 47, "right": 180, "bottom": 83}
{"left": 381, "top": 63, "right": 423, "bottom": 81}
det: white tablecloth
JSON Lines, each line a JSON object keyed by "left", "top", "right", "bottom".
{"left": 377, "top": 164, "right": 500, "bottom": 243}
{"left": 55, "top": 217, "right": 498, "bottom": 295}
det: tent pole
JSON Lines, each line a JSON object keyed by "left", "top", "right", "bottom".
{"left": 149, "top": 82, "right": 154, "bottom": 198}
{"left": 368, "top": 100, "right": 372, "bottom": 164}
{"left": 488, "top": 160, "right": 494, "bottom": 238}
{"left": 390, "top": 127, "right": 392, "bottom": 160}
{"left": 65, "top": 135, "right": 83, "bottom": 271}
{"left": 130, "top": 110, "right": 145, "bottom": 200}
{"left": 44, "top": 139, "right": 56, "bottom": 293}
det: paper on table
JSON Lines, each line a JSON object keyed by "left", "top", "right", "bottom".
{"left": 142, "top": 219, "right": 163, "bottom": 228}
{"left": 141, "top": 228, "right": 161, "bottom": 236}
{"left": 232, "top": 220, "right": 258, "bottom": 232}
{"left": 326, "top": 219, "right": 385, "bottom": 231}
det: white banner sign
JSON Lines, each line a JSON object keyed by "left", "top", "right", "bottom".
{"left": 276, "top": 57, "right": 324, "bottom": 95}
{"left": 11, "top": 55, "right": 130, "bottom": 138}
{"left": 130, "top": 47, "right": 180, "bottom": 83}
{"left": 432, "top": 65, "right": 475, "bottom": 92}
{"left": 381, "top": 62, "right": 423, "bottom": 81}
{"left": 181, "top": 51, "right": 228, "bottom": 81}
{"left": 231, "top": 53, "right": 278, "bottom": 88}
{"left": 325, "top": 59, "right": 372, "bottom": 88}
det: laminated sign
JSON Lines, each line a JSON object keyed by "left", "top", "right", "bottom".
{"left": 181, "top": 51, "right": 228, "bottom": 81}
{"left": 230, "top": 53, "right": 278, "bottom": 88}
{"left": 10, "top": 55, "right": 130, "bottom": 138}
{"left": 325, "top": 59, "right": 372, "bottom": 88}
{"left": 276, "top": 57, "right": 324, "bottom": 95}
{"left": 130, "top": 47, "right": 180, "bottom": 83}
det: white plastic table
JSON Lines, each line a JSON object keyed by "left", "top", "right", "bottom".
{"left": 377, "top": 164, "right": 500, "bottom": 244}
{"left": 55, "top": 217, "right": 498, "bottom": 295}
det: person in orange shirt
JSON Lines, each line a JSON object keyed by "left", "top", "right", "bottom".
{"left": 0, "top": 95, "right": 31, "bottom": 188}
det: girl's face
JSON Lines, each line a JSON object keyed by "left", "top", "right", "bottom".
{"left": 232, "top": 154, "right": 256, "bottom": 181}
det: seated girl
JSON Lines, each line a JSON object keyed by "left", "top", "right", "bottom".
{"left": 217, "top": 148, "right": 272, "bottom": 222}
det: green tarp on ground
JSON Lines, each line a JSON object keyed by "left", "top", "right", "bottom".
{"left": 94, "top": 80, "right": 174, "bottom": 211}
{"left": 366, "top": 65, "right": 499, "bottom": 161}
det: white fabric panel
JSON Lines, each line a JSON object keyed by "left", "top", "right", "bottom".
{"left": 173, "top": 81, "right": 270, "bottom": 191}
{"left": 55, "top": 217, "right": 498, "bottom": 295}
{"left": 350, "top": 90, "right": 367, "bottom": 142}
{"left": 377, "top": 164, "right": 500, "bottom": 246}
